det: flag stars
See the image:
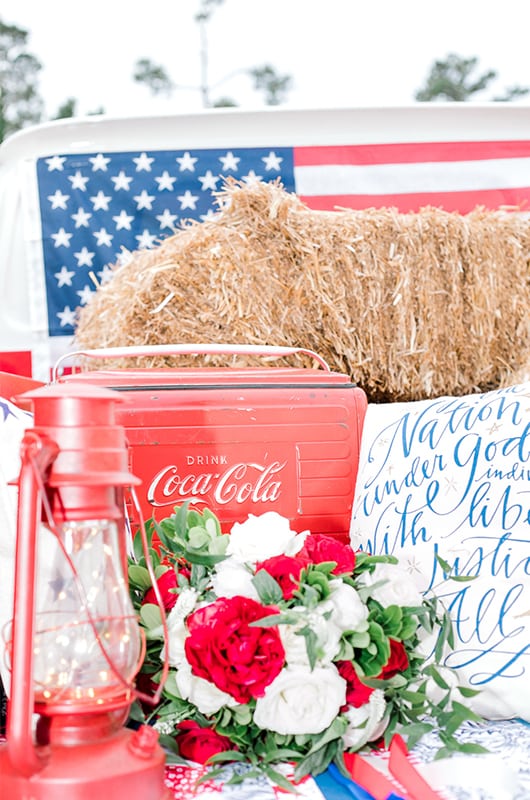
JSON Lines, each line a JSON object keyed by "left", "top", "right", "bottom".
{"left": 97, "top": 264, "right": 115, "bottom": 284}
{"left": 71, "top": 207, "right": 92, "bottom": 228}
{"left": 176, "top": 151, "right": 198, "bottom": 172}
{"left": 200, "top": 208, "right": 219, "bottom": 222}
{"left": 54, "top": 266, "right": 75, "bottom": 287}
{"left": 111, "top": 171, "right": 133, "bottom": 191}
{"left": 155, "top": 170, "right": 177, "bottom": 191}
{"left": 89, "top": 153, "right": 111, "bottom": 171}
{"left": 133, "top": 189, "right": 155, "bottom": 210}
{"left": 116, "top": 248, "right": 134, "bottom": 267}
{"left": 198, "top": 170, "right": 220, "bottom": 191}
{"left": 76, "top": 285, "right": 94, "bottom": 305}
{"left": 47, "top": 189, "right": 69, "bottom": 209}
{"left": 133, "top": 152, "right": 154, "bottom": 171}
{"left": 93, "top": 228, "right": 113, "bottom": 247}
{"left": 178, "top": 190, "right": 199, "bottom": 210}
{"left": 90, "top": 190, "right": 112, "bottom": 210}
{"left": 51, "top": 228, "right": 73, "bottom": 248}
{"left": 74, "top": 246, "right": 95, "bottom": 267}
{"left": 242, "top": 169, "right": 262, "bottom": 185}
{"left": 113, "top": 209, "right": 134, "bottom": 230}
{"left": 136, "top": 229, "right": 158, "bottom": 249}
{"left": 57, "top": 306, "right": 77, "bottom": 327}
{"left": 262, "top": 151, "right": 283, "bottom": 171}
{"left": 46, "top": 155, "right": 66, "bottom": 171}
{"left": 219, "top": 151, "right": 240, "bottom": 171}
{"left": 156, "top": 209, "right": 178, "bottom": 230}
{"left": 68, "top": 171, "right": 89, "bottom": 191}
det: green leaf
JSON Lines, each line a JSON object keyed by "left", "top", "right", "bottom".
{"left": 207, "top": 750, "right": 248, "bottom": 765}
{"left": 127, "top": 699, "right": 146, "bottom": 723}
{"left": 252, "top": 569, "right": 285, "bottom": 605}
{"left": 435, "top": 553, "right": 452, "bottom": 574}
{"left": 295, "top": 739, "right": 338, "bottom": 780}
{"left": 306, "top": 717, "right": 348, "bottom": 754}
{"left": 298, "top": 625, "right": 319, "bottom": 670}
{"left": 347, "top": 631, "right": 371, "bottom": 648}
{"left": 425, "top": 665, "right": 451, "bottom": 690}
{"left": 183, "top": 549, "right": 228, "bottom": 567}
{"left": 261, "top": 764, "right": 298, "bottom": 792}
{"left": 173, "top": 501, "right": 192, "bottom": 539}
{"left": 188, "top": 525, "right": 210, "bottom": 549}
{"left": 457, "top": 686, "right": 482, "bottom": 698}
{"left": 128, "top": 564, "right": 152, "bottom": 590}
{"left": 140, "top": 602, "right": 163, "bottom": 630}
{"left": 457, "top": 742, "right": 490, "bottom": 754}
{"left": 397, "top": 721, "right": 434, "bottom": 749}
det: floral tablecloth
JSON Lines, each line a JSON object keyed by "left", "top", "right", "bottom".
{"left": 163, "top": 720, "right": 530, "bottom": 800}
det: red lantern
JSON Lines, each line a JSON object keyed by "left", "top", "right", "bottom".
{"left": 0, "top": 383, "right": 169, "bottom": 799}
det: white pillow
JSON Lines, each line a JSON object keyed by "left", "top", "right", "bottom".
{"left": 350, "top": 383, "right": 530, "bottom": 721}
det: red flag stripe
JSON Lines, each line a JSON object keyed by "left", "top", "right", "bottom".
{"left": 299, "top": 186, "right": 530, "bottom": 213}
{"left": 294, "top": 140, "right": 530, "bottom": 166}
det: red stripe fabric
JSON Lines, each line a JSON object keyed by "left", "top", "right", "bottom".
{"left": 299, "top": 186, "right": 530, "bottom": 213}
{"left": 294, "top": 141, "right": 530, "bottom": 166}
{"left": 0, "top": 352, "right": 32, "bottom": 378}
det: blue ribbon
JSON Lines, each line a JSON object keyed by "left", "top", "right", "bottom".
{"left": 313, "top": 764, "right": 406, "bottom": 800}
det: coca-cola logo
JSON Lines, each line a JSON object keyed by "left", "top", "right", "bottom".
{"left": 147, "top": 460, "right": 287, "bottom": 507}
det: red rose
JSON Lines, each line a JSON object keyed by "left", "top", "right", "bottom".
{"left": 336, "top": 660, "right": 374, "bottom": 708}
{"left": 184, "top": 596, "right": 285, "bottom": 704}
{"left": 298, "top": 535, "right": 356, "bottom": 575}
{"left": 379, "top": 639, "right": 409, "bottom": 680}
{"left": 142, "top": 567, "right": 178, "bottom": 610}
{"left": 175, "top": 720, "right": 233, "bottom": 763}
{"left": 255, "top": 554, "right": 309, "bottom": 600}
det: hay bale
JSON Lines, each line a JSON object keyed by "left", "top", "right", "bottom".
{"left": 74, "top": 178, "right": 530, "bottom": 402}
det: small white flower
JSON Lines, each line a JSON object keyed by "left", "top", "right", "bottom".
{"left": 175, "top": 662, "right": 238, "bottom": 715}
{"left": 279, "top": 623, "right": 312, "bottom": 667}
{"left": 227, "top": 512, "right": 308, "bottom": 563}
{"left": 360, "top": 563, "right": 423, "bottom": 607}
{"left": 325, "top": 579, "right": 370, "bottom": 633}
{"left": 160, "top": 588, "right": 198, "bottom": 667}
{"left": 343, "top": 689, "right": 387, "bottom": 749}
{"left": 211, "top": 557, "right": 259, "bottom": 600}
{"left": 286, "top": 604, "right": 343, "bottom": 664}
{"left": 253, "top": 665, "right": 346, "bottom": 735}
{"left": 305, "top": 608, "right": 343, "bottom": 663}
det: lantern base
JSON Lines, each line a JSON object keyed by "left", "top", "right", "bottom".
{"left": 0, "top": 726, "right": 171, "bottom": 800}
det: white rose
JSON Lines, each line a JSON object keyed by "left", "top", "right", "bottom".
{"left": 360, "top": 563, "right": 423, "bottom": 607}
{"left": 227, "top": 512, "right": 308, "bottom": 562}
{"left": 305, "top": 608, "right": 343, "bottom": 663}
{"left": 280, "top": 609, "right": 342, "bottom": 666}
{"left": 325, "top": 580, "right": 370, "bottom": 633}
{"left": 253, "top": 665, "right": 346, "bottom": 735}
{"left": 279, "top": 624, "right": 312, "bottom": 667}
{"left": 211, "top": 557, "right": 259, "bottom": 600}
{"left": 160, "top": 588, "right": 198, "bottom": 667}
{"left": 175, "top": 662, "right": 238, "bottom": 715}
{"left": 343, "top": 689, "right": 387, "bottom": 749}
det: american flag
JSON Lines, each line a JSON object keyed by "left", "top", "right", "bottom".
{"left": 2, "top": 135, "right": 529, "bottom": 380}
{"left": 36, "top": 147, "right": 296, "bottom": 339}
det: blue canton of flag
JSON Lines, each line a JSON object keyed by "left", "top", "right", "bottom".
{"left": 36, "top": 148, "right": 295, "bottom": 338}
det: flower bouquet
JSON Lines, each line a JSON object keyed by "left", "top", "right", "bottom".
{"left": 127, "top": 505, "right": 484, "bottom": 788}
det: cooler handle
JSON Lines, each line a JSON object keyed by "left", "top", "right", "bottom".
{"left": 52, "top": 343, "right": 331, "bottom": 381}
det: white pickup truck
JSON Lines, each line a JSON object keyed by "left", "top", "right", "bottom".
{"left": 0, "top": 102, "right": 529, "bottom": 381}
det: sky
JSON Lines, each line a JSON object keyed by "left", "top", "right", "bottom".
{"left": 2, "top": 0, "right": 530, "bottom": 120}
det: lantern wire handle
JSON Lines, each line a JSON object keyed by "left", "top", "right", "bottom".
{"left": 29, "top": 447, "right": 144, "bottom": 703}
{"left": 125, "top": 485, "right": 170, "bottom": 708}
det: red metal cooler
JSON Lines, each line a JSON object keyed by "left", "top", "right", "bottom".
{"left": 54, "top": 344, "right": 368, "bottom": 542}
